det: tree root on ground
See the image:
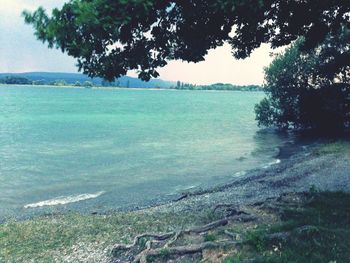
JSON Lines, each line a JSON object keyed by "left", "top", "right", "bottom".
{"left": 213, "top": 204, "right": 250, "bottom": 218}
{"left": 113, "top": 232, "right": 175, "bottom": 251}
{"left": 111, "top": 214, "right": 253, "bottom": 263}
{"left": 266, "top": 225, "right": 319, "bottom": 240}
{"left": 110, "top": 195, "right": 318, "bottom": 263}
{"left": 224, "top": 230, "right": 241, "bottom": 240}
{"left": 134, "top": 241, "right": 241, "bottom": 263}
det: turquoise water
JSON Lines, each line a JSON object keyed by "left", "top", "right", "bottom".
{"left": 0, "top": 86, "right": 290, "bottom": 218}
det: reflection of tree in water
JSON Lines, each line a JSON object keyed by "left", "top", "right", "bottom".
{"left": 252, "top": 129, "right": 319, "bottom": 160}
{"left": 251, "top": 129, "right": 296, "bottom": 160}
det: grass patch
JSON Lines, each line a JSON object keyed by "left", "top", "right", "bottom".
{"left": 313, "top": 140, "right": 350, "bottom": 156}
{"left": 204, "top": 233, "right": 218, "bottom": 242}
{"left": 243, "top": 192, "right": 350, "bottom": 263}
{"left": 222, "top": 254, "right": 243, "bottom": 263}
{"left": 2, "top": 191, "right": 350, "bottom": 262}
{"left": 0, "top": 209, "right": 217, "bottom": 262}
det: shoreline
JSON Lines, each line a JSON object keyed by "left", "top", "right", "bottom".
{"left": 2, "top": 143, "right": 300, "bottom": 222}
{"left": 0, "top": 156, "right": 284, "bottom": 223}
{"left": 6, "top": 139, "right": 348, "bottom": 222}
{"left": 143, "top": 142, "right": 350, "bottom": 215}
{"left": 1, "top": 140, "right": 350, "bottom": 262}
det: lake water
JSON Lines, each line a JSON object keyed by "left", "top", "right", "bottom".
{"left": 0, "top": 86, "right": 295, "bottom": 219}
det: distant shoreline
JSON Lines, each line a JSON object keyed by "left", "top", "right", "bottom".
{"left": 0, "top": 83, "right": 264, "bottom": 92}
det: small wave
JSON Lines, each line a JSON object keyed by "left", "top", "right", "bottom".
{"left": 24, "top": 191, "right": 105, "bottom": 209}
{"left": 262, "top": 159, "right": 281, "bottom": 169}
{"left": 175, "top": 184, "right": 199, "bottom": 192}
{"left": 234, "top": 171, "right": 247, "bottom": 177}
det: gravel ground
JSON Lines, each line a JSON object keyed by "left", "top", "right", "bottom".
{"left": 147, "top": 150, "right": 350, "bottom": 214}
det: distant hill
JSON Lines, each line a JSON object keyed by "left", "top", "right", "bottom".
{"left": 0, "top": 72, "right": 176, "bottom": 89}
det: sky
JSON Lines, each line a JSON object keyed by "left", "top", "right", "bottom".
{"left": 0, "top": 0, "right": 280, "bottom": 85}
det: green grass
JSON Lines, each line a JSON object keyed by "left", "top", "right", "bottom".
{"left": 222, "top": 254, "right": 243, "bottom": 263}
{"left": 313, "top": 140, "right": 350, "bottom": 155}
{"left": 244, "top": 192, "right": 350, "bottom": 263}
{"left": 0, "top": 209, "right": 217, "bottom": 262}
{"left": 2, "top": 192, "right": 350, "bottom": 262}
{"left": 204, "top": 233, "right": 218, "bottom": 242}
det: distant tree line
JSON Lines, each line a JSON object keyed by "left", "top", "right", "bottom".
{"left": 172, "top": 82, "right": 262, "bottom": 91}
{"left": 0, "top": 76, "right": 95, "bottom": 88}
{"left": 1, "top": 76, "right": 260, "bottom": 91}
{"left": 0, "top": 76, "right": 140, "bottom": 89}
{"left": 0, "top": 76, "right": 32, "bottom": 85}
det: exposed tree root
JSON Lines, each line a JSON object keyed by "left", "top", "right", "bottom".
{"left": 185, "top": 218, "right": 229, "bottom": 234}
{"left": 113, "top": 232, "right": 175, "bottom": 251}
{"left": 224, "top": 230, "right": 241, "bottom": 240}
{"left": 111, "top": 216, "right": 249, "bottom": 263}
{"left": 265, "top": 225, "right": 319, "bottom": 242}
{"left": 213, "top": 204, "right": 250, "bottom": 218}
{"left": 164, "top": 218, "right": 229, "bottom": 248}
{"left": 110, "top": 193, "right": 322, "bottom": 263}
{"left": 135, "top": 241, "right": 241, "bottom": 263}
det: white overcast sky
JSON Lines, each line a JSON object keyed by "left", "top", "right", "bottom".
{"left": 0, "top": 0, "right": 281, "bottom": 85}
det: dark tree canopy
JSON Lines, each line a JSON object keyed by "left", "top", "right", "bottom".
{"left": 23, "top": 0, "right": 350, "bottom": 81}
{"left": 255, "top": 28, "right": 350, "bottom": 131}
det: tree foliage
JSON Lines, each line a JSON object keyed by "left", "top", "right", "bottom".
{"left": 173, "top": 82, "right": 261, "bottom": 91}
{"left": 23, "top": 0, "right": 350, "bottom": 81}
{"left": 255, "top": 28, "right": 350, "bottom": 131}
{"left": 0, "top": 76, "right": 32, "bottom": 85}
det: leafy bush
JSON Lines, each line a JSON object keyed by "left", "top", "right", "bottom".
{"left": 255, "top": 28, "right": 350, "bottom": 132}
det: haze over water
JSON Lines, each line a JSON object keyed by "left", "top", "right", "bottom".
{"left": 0, "top": 86, "right": 292, "bottom": 218}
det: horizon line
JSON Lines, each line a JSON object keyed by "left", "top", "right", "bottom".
{"left": 0, "top": 71, "right": 262, "bottom": 86}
